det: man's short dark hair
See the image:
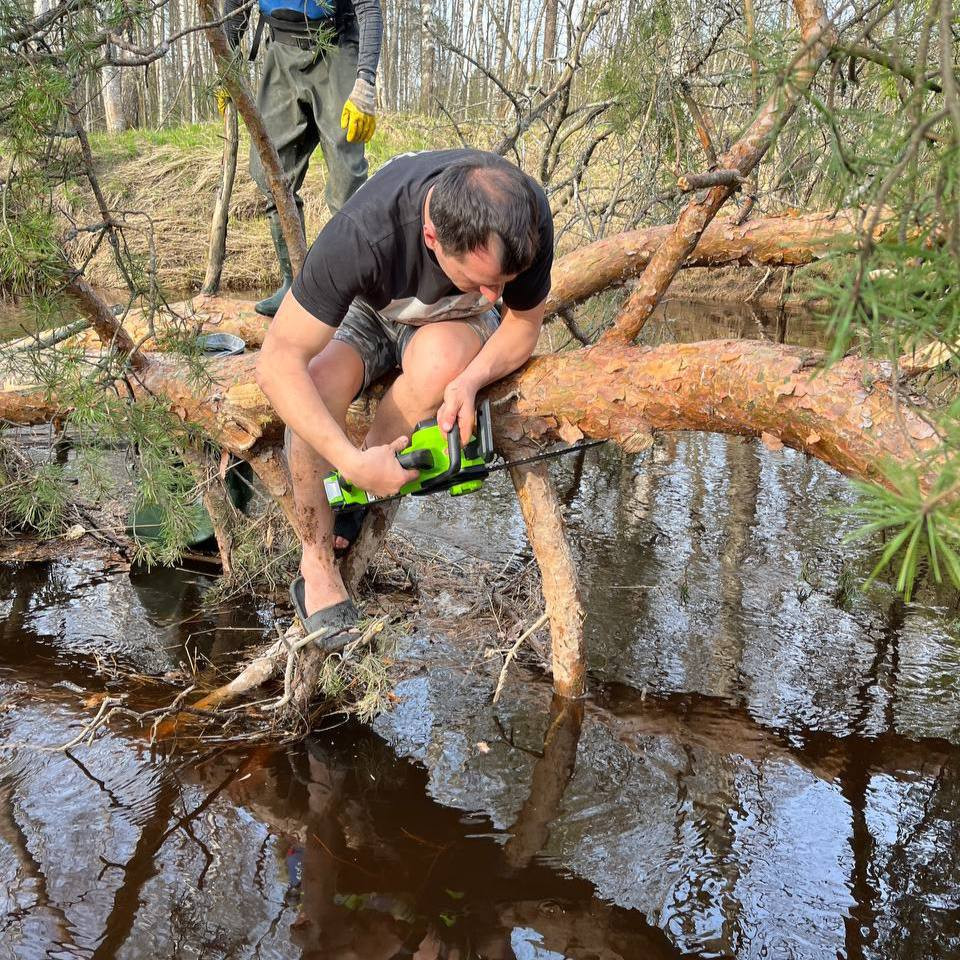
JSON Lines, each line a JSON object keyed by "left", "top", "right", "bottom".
{"left": 429, "top": 155, "right": 541, "bottom": 275}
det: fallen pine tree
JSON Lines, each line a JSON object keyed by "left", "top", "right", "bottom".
{"left": 0, "top": 287, "right": 945, "bottom": 733}
{"left": 0, "top": 224, "right": 947, "bottom": 730}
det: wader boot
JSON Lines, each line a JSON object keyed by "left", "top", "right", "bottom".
{"left": 256, "top": 211, "right": 298, "bottom": 317}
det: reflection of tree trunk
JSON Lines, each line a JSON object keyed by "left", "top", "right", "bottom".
{"left": 504, "top": 695, "right": 583, "bottom": 869}
{"left": 715, "top": 438, "right": 761, "bottom": 697}
{"left": 89, "top": 775, "right": 180, "bottom": 960}
{"left": 839, "top": 755, "right": 875, "bottom": 960}
{"left": 0, "top": 565, "right": 37, "bottom": 642}
{"left": 840, "top": 594, "right": 906, "bottom": 958}
{"left": 291, "top": 743, "right": 345, "bottom": 954}
{"left": 560, "top": 446, "right": 587, "bottom": 505}
{"left": 291, "top": 741, "right": 410, "bottom": 958}
{"left": 686, "top": 435, "right": 708, "bottom": 572}
{"left": 90, "top": 757, "right": 250, "bottom": 959}
{"left": 668, "top": 711, "right": 747, "bottom": 954}
{"left": 0, "top": 784, "right": 77, "bottom": 949}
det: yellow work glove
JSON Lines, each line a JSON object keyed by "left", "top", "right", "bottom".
{"left": 215, "top": 87, "right": 231, "bottom": 118}
{"left": 340, "top": 77, "right": 377, "bottom": 144}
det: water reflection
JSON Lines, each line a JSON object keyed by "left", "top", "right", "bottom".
{"left": 504, "top": 696, "right": 584, "bottom": 871}
{"left": 3, "top": 295, "right": 960, "bottom": 958}
{"left": 0, "top": 700, "right": 679, "bottom": 958}
{"left": 376, "top": 635, "right": 960, "bottom": 960}
{"left": 3, "top": 539, "right": 960, "bottom": 959}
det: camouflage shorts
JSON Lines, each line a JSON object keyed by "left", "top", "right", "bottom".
{"left": 333, "top": 299, "right": 501, "bottom": 395}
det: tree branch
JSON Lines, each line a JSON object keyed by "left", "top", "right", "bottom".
{"left": 195, "top": 0, "right": 306, "bottom": 273}
{"left": 677, "top": 169, "right": 743, "bottom": 192}
{"left": 833, "top": 42, "right": 943, "bottom": 94}
{"left": 604, "top": 0, "right": 837, "bottom": 343}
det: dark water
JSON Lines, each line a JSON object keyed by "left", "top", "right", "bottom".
{"left": 3, "top": 299, "right": 960, "bottom": 959}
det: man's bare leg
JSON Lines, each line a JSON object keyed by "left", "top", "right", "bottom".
{"left": 289, "top": 341, "right": 365, "bottom": 616}
{"left": 364, "top": 321, "right": 485, "bottom": 448}
{"left": 292, "top": 322, "right": 484, "bottom": 616}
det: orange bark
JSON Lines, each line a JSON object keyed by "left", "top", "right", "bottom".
{"left": 546, "top": 208, "right": 883, "bottom": 315}
{"left": 490, "top": 340, "right": 940, "bottom": 489}
{"left": 507, "top": 456, "right": 586, "bottom": 698}
{"left": 0, "top": 341, "right": 939, "bottom": 491}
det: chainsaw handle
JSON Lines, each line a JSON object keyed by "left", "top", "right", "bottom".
{"left": 412, "top": 425, "right": 462, "bottom": 493}
{"left": 445, "top": 423, "right": 462, "bottom": 472}
{"left": 396, "top": 448, "right": 433, "bottom": 471}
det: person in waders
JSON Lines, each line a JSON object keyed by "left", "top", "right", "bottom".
{"left": 256, "top": 151, "right": 554, "bottom": 649}
{"left": 220, "top": 0, "right": 382, "bottom": 316}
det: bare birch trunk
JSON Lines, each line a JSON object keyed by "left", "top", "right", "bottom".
{"left": 420, "top": 0, "right": 435, "bottom": 114}
{"left": 102, "top": 51, "right": 128, "bottom": 134}
{"left": 542, "top": 0, "right": 558, "bottom": 77}
{"left": 202, "top": 100, "right": 239, "bottom": 294}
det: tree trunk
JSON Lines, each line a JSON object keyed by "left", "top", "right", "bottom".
{"left": 508, "top": 455, "right": 586, "bottom": 698}
{"left": 488, "top": 340, "right": 940, "bottom": 490}
{"left": 1, "top": 337, "right": 939, "bottom": 496}
{"left": 545, "top": 208, "right": 889, "bottom": 315}
{"left": 202, "top": 100, "right": 239, "bottom": 294}
{"left": 54, "top": 209, "right": 887, "bottom": 354}
{"left": 542, "top": 0, "right": 558, "bottom": 77}
{"left": 744, "top": 0, "right": 760, "bottom": 111}
{"left": 121, "top": 60, "right": 140, "bottom": 129}
{"left": 102, "top": 52, "right": 128, "bottom": 133}
{"left": 420, "top": 0, "right": 435, "bottom": 114}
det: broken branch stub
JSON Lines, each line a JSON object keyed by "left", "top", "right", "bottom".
{"left": 677, "top": 169, "right": 744, "bottom": 192}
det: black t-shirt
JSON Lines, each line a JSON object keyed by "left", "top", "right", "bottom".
{"left": 291, "top": 149, "right": 554, "bottom": 329}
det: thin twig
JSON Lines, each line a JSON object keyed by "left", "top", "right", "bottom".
{"left": 493, "top": 611, "right": 549, "bottom": 703}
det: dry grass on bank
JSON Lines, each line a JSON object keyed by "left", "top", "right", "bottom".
{"left": 68, "top": 115, "right": 480, "bottom": 293}
{"left": 61, "top": 113, "right": 827, "bottom": 308}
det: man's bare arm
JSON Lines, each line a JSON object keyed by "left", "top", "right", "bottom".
{"left": 437, "top": 300, "right": 546, "bottom": 440}
{"left": 256, "top": 290, "right": 359, "bottom": 468}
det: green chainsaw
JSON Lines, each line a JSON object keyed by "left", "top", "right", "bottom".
{"left": 323, "top": 399, "right": 603, "bottom": 512}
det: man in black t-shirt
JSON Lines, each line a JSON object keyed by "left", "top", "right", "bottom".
{"left": 257, "top": 150, "right": 554, "bottom": 646}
